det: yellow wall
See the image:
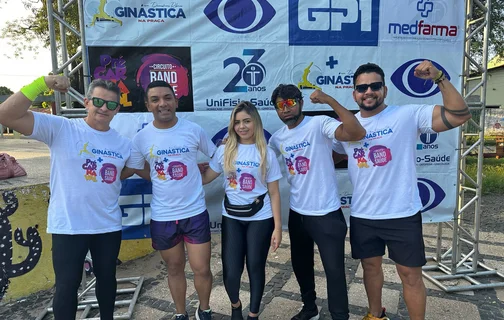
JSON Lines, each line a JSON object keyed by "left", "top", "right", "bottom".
{"left": 0, "top": 184, "right": 154, "bottom": 302}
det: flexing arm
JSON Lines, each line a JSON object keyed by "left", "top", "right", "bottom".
{"left": 0, "top": 75, "right": 70, "bottom": 136}
{"left": 267, "top": 180, "right": 282, "bottom": 252}
{"left": 413, "top": 60, "right": 471, "bottom": 132}
{"left": 310, "top": 90, "right": 366, "bottom": 141}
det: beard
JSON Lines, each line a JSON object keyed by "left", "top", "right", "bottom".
{"left": 281, "top": 109, "right": 302, "bottom": 127}
{"left": 358, "top": 96, "right": 384, "bottom": 112}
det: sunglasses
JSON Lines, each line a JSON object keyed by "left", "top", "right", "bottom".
{"left": 355, "top": 82, "right": 383, "bottom": 93}
{"left": 92, "top": 97, "right": 120, "bottom": 111}
{"left": 275, "top": 98, "right": 297, "bottom": 111}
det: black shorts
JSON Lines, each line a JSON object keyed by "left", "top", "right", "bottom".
{"left": 350, "top": 211, "right": 427, "bottom": 267}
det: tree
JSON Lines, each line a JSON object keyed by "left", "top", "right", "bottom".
{"left": 470, "top": 1, "right": 504, "bottom": 64}
{"left": 0, "top": 86, "right": 14, "bottom": 95}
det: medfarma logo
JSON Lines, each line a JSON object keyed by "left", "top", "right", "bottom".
{"left": 388, "top": 20, "right": 457, "bottom": 37}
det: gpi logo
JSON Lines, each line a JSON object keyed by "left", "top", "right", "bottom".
{"left": 223, "top": 49, "right": 267, "bottom": 93}
{"left": 204, "top": 0, "right": 276, "bottom": 34}
{"left": 289, "top": 0, "right": 379, "bottom": 46}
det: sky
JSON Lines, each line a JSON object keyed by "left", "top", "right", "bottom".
{"left": 0, "top": 1, "right": 53, "bottom": 92}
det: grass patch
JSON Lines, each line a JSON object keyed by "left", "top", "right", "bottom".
{"left": 464, "top": 157, "right": 504, "bottom": 194}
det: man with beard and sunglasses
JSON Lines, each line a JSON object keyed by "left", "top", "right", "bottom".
{"left": 331, "top": 61, "right": 471, "bottom": 320}
{"left": 268, "top": 84, "right": 366, "bottom": 320}
{"left": 0, "top": 76, "right": 136, "bottom": 320}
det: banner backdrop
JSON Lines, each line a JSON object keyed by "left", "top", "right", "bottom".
{"left": 83, "top": 0, "right": 466, "bottom": 238}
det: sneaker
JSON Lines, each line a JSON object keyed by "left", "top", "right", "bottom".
{"left": 291, "top": 305, "right": 319, "bottom": 320}
{"left": 196, "top": 307, "right": 213, "bottom": 320}
{"left": 231, "top": 302, "right": 243, "bottom": 320}
{"left": 362, "top": 308, "right": 390, "bottom": 320}
{"left": 175, "top": 312, "right": 189, "bottom": 320}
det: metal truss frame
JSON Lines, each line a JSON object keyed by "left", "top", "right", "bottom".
{"left": 422, "top": 0, "right": 504, "bottom": 292}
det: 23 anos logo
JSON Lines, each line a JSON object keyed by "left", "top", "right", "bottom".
{"left": 391, "top": 59, "right": 450, "bottom": 98}
{"left": 224, "top": 49, "right": 267, "bottom": 93}
{"left": 204, "top": 0, "right": 276, "bottom": 34}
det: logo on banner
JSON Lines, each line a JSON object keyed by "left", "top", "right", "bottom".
{"left": 85, "top": 0, "right": 186, "bottom": 27}
{"left": 417, "top": 132, "right": 439, "bottom": 150}
{"left": 136, "top": 53, "right": 190, "bottom": 99}
{"left": 417, "top": 178, "right": 446, "bottom": 212}
{"left": 289, "top": 0, "right": 379, "bottom": 46}
{"left": 211, "top": 127, "right": 272, "bottom": 146}
{"left": 204, "top": 0, "right": 276, "bottom": 33}
{"left": 92, "top": 54, "right": 133, "bottom": 108}
{"left": 391, "top": 59, "right": 450, "bottom": 98}
{"left": 223, "top": 49, "right": 267, "bottom": 93}
{"left": 387, "top": 0, "right": 458, "bottom": 40}
{"left": 291, "top": 57, "right": 354, "bottom": 91}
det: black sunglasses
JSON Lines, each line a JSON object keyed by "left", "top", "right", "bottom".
{"left": 355, "top": 82, "right": 383, "bottom": 93}
{"left": 92, "top": 97, "right": 120, "bottom": 111}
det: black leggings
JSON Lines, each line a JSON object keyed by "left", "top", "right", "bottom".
{"left": 221, "top": 216, "right": 274, "bottom": 313}
{"left": 52, "top": 231, "right": 122, "bottom": 320}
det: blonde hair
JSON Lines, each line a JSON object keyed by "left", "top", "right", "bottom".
{"left": 223, "top": 101, "right": 268, "bottom": 181}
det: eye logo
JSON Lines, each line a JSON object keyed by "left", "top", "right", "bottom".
{"left": 204, "top": 0, "right": 276, "bottom": 34}
{"left": 391, "top": 59, "right": 450, "bottom": 98}
{"left": 417, "top": 178, "right": 445, "bottom": 212}
{"left": 420, "top": 133, "right": 438, "bottom": 144}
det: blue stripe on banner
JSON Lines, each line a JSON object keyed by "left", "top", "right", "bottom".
{"left": 120, "top": 179, "right": 153, "bottom": 240}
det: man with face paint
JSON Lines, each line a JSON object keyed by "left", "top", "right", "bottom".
{"left": 332, "top": 61, "right": 471, "bottom": 320}
{"left": 268, "top": 84, "right": 366, "bottom": 320}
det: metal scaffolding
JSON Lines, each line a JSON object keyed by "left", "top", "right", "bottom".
{"left": 422, "top": 0, "right": 504, "bottom": 292}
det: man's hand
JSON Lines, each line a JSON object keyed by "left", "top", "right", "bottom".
{"left": 413, "top": 60, "right": 441, "bottom": 80}
{"left": 44, "top": 75, "right": 71, "bottom": 92}
{"left": 310, "top": 89, "right": 332, "bottom": 104}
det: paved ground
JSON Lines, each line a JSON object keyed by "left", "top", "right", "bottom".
{"left": 1, "top": 225, "right": 504, "bottom": 320}
{"left": 2, "top": 137, "right": 504, "bottom": 319}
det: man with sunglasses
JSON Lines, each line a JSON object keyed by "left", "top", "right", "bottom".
{"left": 332, "top": 61, "right": 471, "bottom": 320}
{"left": 268, "top": 84, "right": 366, "bottom": 320}
{"left": 0, "top": 75, "right": 136, "bottom": 320}
{"left": 122, "top": 81, "right": 216, "bottom": 320}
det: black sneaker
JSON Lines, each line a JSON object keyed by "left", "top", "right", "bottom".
{"left": 175, "top": 312, "right": 189, "bottom": 320}
{"left": 291, "top": 305, "right": 319, "bottom": 320}
{"left": 196, "top": 307, "right": 213, "bottom": 320}
{"left": 231, "top": 303, "right": 243, "bottom": 320}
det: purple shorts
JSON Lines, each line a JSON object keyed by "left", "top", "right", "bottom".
{"left": 150, "top": 210, "right": 211, "bottom": 251}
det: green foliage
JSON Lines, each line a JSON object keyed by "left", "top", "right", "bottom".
{"left": 0, "top": 86, "right": 13, "bottom": 95}
{"left": 465, "top": 157, "right": 504, "bottom": 194}
{"left": 1, "top": 0, "right": 80, "bottom": 59}
{"left": 470, "top": 1, "right": 504, "bottom": 61}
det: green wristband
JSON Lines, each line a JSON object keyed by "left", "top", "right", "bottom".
{"left": 20, "top": 76, "right": 49, "bottom": 101}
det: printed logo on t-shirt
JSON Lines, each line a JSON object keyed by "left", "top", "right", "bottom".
{"left": 227, "top": 172, "right": 238, "bottom": 189}
{"left": 239, "top": 173, "right": 256, "bottom": 191}
{"left": 368, "top": 145, "right": 392, "bottom": 166}
{"left": 77, "top": 142, "right": 124, "bottom": 159}
{"left": 364, "top": 127, "right": 394, "bottom": 141}
{"left": 353, "top": 147, "right": 370, "bottom": 168}
{"left": 167, "top": 161, "right": 188, "bottom": 180}
{"left": 154, "top": 160, "right": 167, "bottom": 180}
{"left": 149, "top": 144, "right": 190, "bottom": 159}
{"left": 82, "top": 159, "right": 118, "bottom": 184}
{"left": 280, "top": 141, "right": 312, "bottom": 176}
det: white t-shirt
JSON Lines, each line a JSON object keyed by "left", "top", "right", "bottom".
{"left": 129, "top": 118, "right": 216, "bottom": 221}
{"left": 28, "top": 112, "right": 135, "bottom": 235}
{"left": 333, "top": 104, "right": 436, "bottom": 220}
{"left": 269, "top": 116, "right": 342, "bottom": 216}
{"left": 209, "top": 144, "right": 282, "bottom": 221}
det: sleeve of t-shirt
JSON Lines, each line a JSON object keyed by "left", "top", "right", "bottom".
{"left": 28, "top": 112, "right": 66, "bottom": 146}
{"left": 320, "top": 115, "right": 342, "bottom": 140}
{"left": 198, "top": 126, "right": 217, "bottom": 158}
{"left": 267, "top": 135, "right": 280, "bottom": 156}
{"left": 411, "top": 104, "right": 436, "bottom": 134}
{"left": 266, "top": 147, "right": 283, "bottom": 183}
{"left": 209, "top": 145, "right": 224, "bottom": 173}
{"left": 332, "top": 139, "right": 345, "bottom": 154}
{"left": 128, "top": 134, "right": 147, "bottom": 170}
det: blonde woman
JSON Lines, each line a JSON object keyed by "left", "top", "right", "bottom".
{"left": 202, "top": 101, "right": 282, "bottom": 320}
